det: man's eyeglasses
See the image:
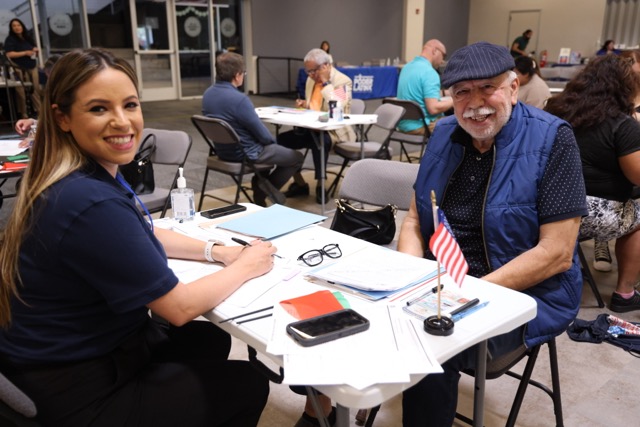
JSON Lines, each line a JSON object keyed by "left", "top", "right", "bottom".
{"left": 298, "top": 244, "right": 342, "bottom": 266}
{"left": 305, "top": 64, "right": 324, "bottom": 75}
{"left": 451, "top": 78, "right": 511, "bottom": 102}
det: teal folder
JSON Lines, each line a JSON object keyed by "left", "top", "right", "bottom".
{"left": 216, "top": 205, "right": 327, "bottom": 240}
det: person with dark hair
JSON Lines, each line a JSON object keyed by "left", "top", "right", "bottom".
{"left": 545, "top": 54, "right": 640, "bottom": 312}
{"left": 0, "top": 48, "right": 271, "bottom": 426}
{"left": 510, "top": 29, "right": 533, "bottom": 58}
{"left": 202, "top": 52, "right": 304, "bottom": 206}
{"left": 399, "top": 42, "right": 586, "bottom": 426}
{"left": 320, "top": 40, "right": 333, "bottom": 64}
{"left": 3, "top": 18, "right": 42, "bottom": 118}
{"left": 596, "top": 39, "right": 621, "bottom": 56}
{"left": 514, "top": 56, "right": 551, "bottom": 109}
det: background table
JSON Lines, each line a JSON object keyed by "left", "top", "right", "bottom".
{"left": 297, "top": 66, "right": 399, "bottom": 100}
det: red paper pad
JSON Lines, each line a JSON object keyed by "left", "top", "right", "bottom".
{"left": 280, "top": 290, "right": 344, "bottom": 320}
{"left": 0, "top": 162, "right": 28, "bottom": 172}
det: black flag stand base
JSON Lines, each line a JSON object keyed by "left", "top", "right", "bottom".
{"left": 424, "top": 315, "right": 454, "bottom": 336}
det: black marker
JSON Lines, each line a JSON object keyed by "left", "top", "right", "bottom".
{"left": 450, "top": 298, "right": 480, "bottom": 316}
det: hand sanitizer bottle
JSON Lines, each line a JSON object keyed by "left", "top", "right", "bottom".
{"left": 171, "top": 167, "right": 195, "bottom": 222}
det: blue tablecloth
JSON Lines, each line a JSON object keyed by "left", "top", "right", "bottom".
{"left": 296, "top": 66, "right": 399, "bottom": 100}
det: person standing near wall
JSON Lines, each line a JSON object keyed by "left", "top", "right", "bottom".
{"left": 510, "top": 29, "right": 533, "bottom": 58}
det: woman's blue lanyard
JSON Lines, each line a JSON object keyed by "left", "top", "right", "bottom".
{"left": 115, "top": 173, "right": 154, "bottom": 232}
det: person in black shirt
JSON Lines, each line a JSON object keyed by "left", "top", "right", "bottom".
{"left": 4, "top": 18, "right": 42, "bottom": 118}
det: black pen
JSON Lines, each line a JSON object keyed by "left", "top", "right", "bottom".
{"left": 450, "top": 298, "right": 480, "bottom": 316}
{"left": 406, "top": 284, "right": 444, "bottom": 306}
{"left": 219, "top": 306, "right": 274, "bottom": 323}
{"left": 237, "top": 313, "right": 273, "bottom": 325}
{"left": 232, "top": 237, "right": 283, "bottom": 258}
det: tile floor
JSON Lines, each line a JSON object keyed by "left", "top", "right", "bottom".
{"left": 1, "top": 96, "right": 638, "bottom": 427}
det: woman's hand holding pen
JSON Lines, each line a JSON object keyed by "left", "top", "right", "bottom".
{"left": 231, "top": 240, "right": 276, "bottom": 279}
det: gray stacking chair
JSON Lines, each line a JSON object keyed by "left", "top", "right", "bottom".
{"left": 382, "top": 97, "right": 431, "bottom": 163}
{"left": 0, "top": 371, "right": 40, "bottom": 426}
{"left": 326, "top": 103, "right": 405, "bottom": 197}
{"left": 191, "top": 115, "right": 274, "bottom": 210}
{"left": 135, "top": 128, "right": 192, "bottom": 217}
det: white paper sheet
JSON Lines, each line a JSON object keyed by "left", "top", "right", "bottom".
{"left": 0, "top": 140, "right": 28, "bottom": 156}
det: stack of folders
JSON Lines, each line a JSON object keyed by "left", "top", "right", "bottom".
{"left": 306, "top": 245, "right": 441, "bottom": 301}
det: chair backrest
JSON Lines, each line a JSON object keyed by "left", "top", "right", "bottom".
{"left": 142, "top": 128, "right": 192, "bottom": 166}
{"left": 191, "top": 115, "right": 242, "bottom": 154}
{"left": 383, "top": 97, "right": 426, "bottom": 123}
{"left": 338, "top": 158, "right": 419, "bottom": 210}
{"left": 350, "top": 98, "right": 366, "bottom": 115}
{"left": 0, "top": 371, "right": 37, "bottom": 419}
{"left": 364, "top": 103, "right": 405, "bottom": 148}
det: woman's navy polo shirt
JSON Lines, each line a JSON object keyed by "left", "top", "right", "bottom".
{"left": 0, "top": 163, "right": 178, "bottom": 365}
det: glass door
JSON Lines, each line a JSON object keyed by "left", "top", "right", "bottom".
{"left": 175, "top": 1, "right": 212, "bottom": 98}
{"left": 130, "top": 0, "right": 177, "bottom": 101}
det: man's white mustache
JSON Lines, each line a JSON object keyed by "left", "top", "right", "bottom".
{"left": 463, "top": 107, "right": 496, "bottom": 118}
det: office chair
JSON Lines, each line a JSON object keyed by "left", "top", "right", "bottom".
{"left": 382, "top": 97, "right": 430, "bottom": 163}
{"left": 455, "top": 337, "right": 564, "bottom": 427}
{"left": 337, "top": 158, "right": 418, "bottom": 211}
{"left": 191, "top": 115, "right": 274, "bottom": 210}
{"left": 350, "top": 98, "right": 366, "bottom": 115}
{"left": 0, "top": 371, "right": 40, "bottom": 426}
{"left": 134, "top": 128, "right": 192, "bottom": 218}
{"left": 326, "top": 103, "right": 405, "bottom": 198}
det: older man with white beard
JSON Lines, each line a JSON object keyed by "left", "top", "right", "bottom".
{"left": 397, "top": 42, "right": 588, "bottom": 427}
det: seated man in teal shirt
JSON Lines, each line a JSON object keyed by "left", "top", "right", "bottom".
{"left": 396, "top": 39, "right": 453, "bottom": 135}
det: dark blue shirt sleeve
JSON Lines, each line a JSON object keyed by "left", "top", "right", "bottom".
{"left": 538, "top": 125, "right": 588, "bottom": 224}
{"left": 59, "top": 198, "right": 178, "bottom": 313}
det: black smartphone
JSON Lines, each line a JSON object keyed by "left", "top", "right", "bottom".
{"left": 200, "top": 204, "right": 247, "bottom": 219}
{"left": 286, "top": 309, "right": 370, "bottom": 347}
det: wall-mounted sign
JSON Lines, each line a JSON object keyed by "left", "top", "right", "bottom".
{"left": 49, "top": 14, "right": 73, "bottom": 37}
{"left": 221, "top": 18, "right": 236, "bottom": 38}
{"left": 184, "top": 16, "right": 202, "bottom": 38}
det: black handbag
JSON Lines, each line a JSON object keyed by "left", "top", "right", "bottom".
{"left": 120, "top": 133, "right": 156, "bottom": 195}
{"left": 330, "top": 199, "right": 397, "bottom": 245}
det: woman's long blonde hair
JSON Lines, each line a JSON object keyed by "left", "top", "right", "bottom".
{"left": 0, "top": 48, "right": 139, "bottom": 327}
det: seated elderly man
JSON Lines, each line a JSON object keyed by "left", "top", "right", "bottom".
{"left": 397, "top": 42, "right": 587, "bottom": 426}
{"left": 278, "top": 48, "right": 356, "bottom": 203}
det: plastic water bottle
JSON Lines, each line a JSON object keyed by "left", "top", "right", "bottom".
{"left": 170, "top": 167, "right": 195, "bottom": 222}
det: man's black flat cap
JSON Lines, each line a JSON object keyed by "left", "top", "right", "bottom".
{"left": 441, "top": 42, "right": 515, "bottom": 89}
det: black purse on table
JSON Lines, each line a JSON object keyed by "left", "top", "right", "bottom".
{"left": 120, "top": 133, "right": 156, "bottom": 195}
{"left": 330, "top": 199, "right": 397, "bottom": 245}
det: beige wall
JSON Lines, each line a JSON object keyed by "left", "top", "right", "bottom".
{"left": 468, "top": 0, "right": 607, "bottom": 63}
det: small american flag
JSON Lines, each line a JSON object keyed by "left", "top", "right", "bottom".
{"left": 332, "top": 86, "right": 347, "bottom": 102}
{"left": 429, "top": 210, "right": 468, "bottom": 287}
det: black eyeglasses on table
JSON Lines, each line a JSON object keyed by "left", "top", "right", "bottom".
{"left": 297, "top": 243, "right": 342, "bottom": 266}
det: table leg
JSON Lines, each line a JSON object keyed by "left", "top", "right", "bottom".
{"left": 305, "top": 386, "right": 331, "bottom": 427}
{"left": 310, "top": 130, "right": 326, "bottom": 215}
{"left": 336, "top": 404, "right": 350, "bottom": 427}
{"left": 472, "top": 340, "right": 488, "bottom": 427}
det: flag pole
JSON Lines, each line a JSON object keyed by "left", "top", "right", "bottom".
{"left": 423, "top": 190, "right": 455, "bottom": 336}
{"left": 430, "top": 190, "right": 442, "bottom": 320}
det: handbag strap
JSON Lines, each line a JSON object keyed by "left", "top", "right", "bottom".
{"left": 136, "top": 133, "right": 157, "bottom": 160}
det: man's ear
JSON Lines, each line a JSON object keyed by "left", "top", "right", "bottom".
{"left": 510, "top": 76, "right": 520, "bottom": 105}
{"left": 52, "top": 105, "right": 70, "bottom": 132}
